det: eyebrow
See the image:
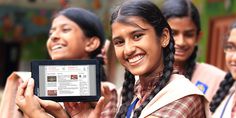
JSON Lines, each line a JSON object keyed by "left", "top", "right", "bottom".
{"left": 226, "top": 41, "right": 236, "bottom": 44}
{"left": 50, "top": 24, "right": 69, "bottom": 30}
{"left": 112, "top": 28, "right": 147, "bottom": 41}
{"left": 172, "top": 28, "right": 196, "bottom": 32}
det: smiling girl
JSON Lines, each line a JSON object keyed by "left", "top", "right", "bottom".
{"left": 210, "top": 22, "right": 236, "bottom": 117}
{"left": 110, "top": 0, "right": 209, "bottom": 117}
{"left": 1, "top": 7, "right": 117, "bottom": 118}
{"left": 161, "top": 0, "right": 226, "bottom": 101}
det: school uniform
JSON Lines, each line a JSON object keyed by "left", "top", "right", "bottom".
{"left": 212, "top": 83, "right": 236, "bottom": 118}
{"left": 191, "top": 63, "right": 226, "bottom": 101}
{"left": 119, "top": 74, "right": 211, "bottom": 118}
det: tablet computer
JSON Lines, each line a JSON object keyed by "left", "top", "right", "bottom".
{"left": 31, "top": 59, "right": 101, "bottom": 102}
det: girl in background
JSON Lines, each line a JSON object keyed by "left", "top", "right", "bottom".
{"left": 161, "top": 0, "right": 226, "bottom": 101}
{"left": 1, "top": 7, "right": 117, "bottom": 118}
{"left": 210, "top": 22, "right": 236, "bottom": 117}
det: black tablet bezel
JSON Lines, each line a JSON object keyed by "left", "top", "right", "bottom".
{"left": 31, "top": 59, "right": 101, "bottom": 102}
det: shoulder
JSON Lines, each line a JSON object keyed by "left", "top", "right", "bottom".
{"left": 192, "top": 62, "right": 226, "bottom": 82}
{"left": 150, "top": 95, "right": 206, "bottom": 117}
{"left": 169, "top": 74, "right": 203, "bottom": 94}
{"left": 139, "top": 74, "right": 209, "bottom": 117}
{"left": 195, "top": 62, "right": 226, "bottom": 74}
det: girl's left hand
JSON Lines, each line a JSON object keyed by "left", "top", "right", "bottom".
{"left": 64, "top": 82, "right": 116, "bottom": 118}
{"left": 64, "top": 97, "right": 106, "bottom": 118}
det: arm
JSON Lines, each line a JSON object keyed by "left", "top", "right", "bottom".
{"left": 0, "top": 72, "right": 23, "bottom": 118}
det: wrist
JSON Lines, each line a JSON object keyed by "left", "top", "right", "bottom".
{"left": 57, "top": 109, "right": 70, "bottom": 118}
{"left": 30, "top": 109, "right": 51, "bottom": 118}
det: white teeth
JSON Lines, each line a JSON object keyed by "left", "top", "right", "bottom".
{"left": 230, "top": 63, "right": 236, "bottom": 66}
{"left": 52, "top": 45, "right": 63, "bottom": 50}
{"left": 175, "top": 48, "right": 185, "bottom": 52}
{"left": 128, "top": 55, "right": 144, "bottom": 63}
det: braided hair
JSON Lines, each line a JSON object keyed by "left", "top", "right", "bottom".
{"left": 210, "top": 73, "right": 234, "bottom": 112}
{"left": 110, "top": 0, "right": 175, "bottom": 117}
{"left": 161, "top": 0, "right": 201, "bottom": 80}
{"left": 184, "top": 46, "right": 198, "bottom": 79}
{"left": 210, "top": 21, "right": 236, "bottom": 112}
{"left": 116, "top": 70, "right": 135, "bottom": 118}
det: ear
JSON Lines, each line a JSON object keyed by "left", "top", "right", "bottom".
{"left": 160, "top": 28, "right": 170, "bottom": 48}
{"left": 85, "top": 36, "right": 101, "bottom": 53}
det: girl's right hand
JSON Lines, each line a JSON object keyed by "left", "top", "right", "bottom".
{"left": 15, "top": 78, "right": 69, "bottom": 118}
{"left": 15, "top": 78, "right": 46, "bottom": 118}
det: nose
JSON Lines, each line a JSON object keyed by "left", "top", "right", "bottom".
{"left": 124, "top": 40, "right": 135, "bottom": 58}
{"left": 229, "top": 51, "right": 236, "bottom": 60}
{"left": 49, "top": 31, "right": 60, "bottom": 42}
{"left": 174, "top": 34, "right": 185, "bottom": 46}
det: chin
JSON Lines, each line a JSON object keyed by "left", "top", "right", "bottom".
{"left": 230, "top": 69, "right": 236, "bottom": 79}
{"left": 129, "top": 69, "right": 146, "bottom": 76}
{"left": 175, "top": 57, "right": 187, "bottom": 63}
{"left": 231, "top": 74, "right": 236, "bottom": 80}
{"left": 51, "top": 56, "right": 66, "bottom": 60}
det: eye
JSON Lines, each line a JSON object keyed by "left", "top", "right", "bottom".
{"left": 224, "top": 43, "right": 236, "bottom": 52}
{"left": 133, "top": 33, "right": 143, "bottom": 40}
{"left": 62, "top": 28, "right": 71, "bottom": 33}
{"left": 113, "top": 38, "right": 125, "bottom": 47}
{"left": 48, "top": 32, "right": 52, "bottom": 37}
{"left": 172, "top": 30, "right": 178, "bottom": 36}
{"left": 48, "top": 30, "right": 54, "bottom": 37}
{"left": 184, "top": 31, "right": 196, "bottom": 38}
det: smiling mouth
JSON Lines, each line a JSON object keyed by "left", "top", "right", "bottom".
{"left": 175, "top": 48, "right": 186, "bottom": 55}
{"left": 128, "top": 55, "right": 144, "bottom": 65}
{"left": 230, "top": 63, "right": 236, "bottom": 68}
{"left": 52, "top": 45, "right": 64, "bottom": 51}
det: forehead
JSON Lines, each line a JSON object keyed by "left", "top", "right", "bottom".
{"left": 112, "top": 16, "right": 150, "bottom": 29}
{"left": 228, "top": 28, "right": 236, "bottom": 42}
{"left": 168, "top": 17, "right": 196, "bottom": 30}
{"left": 51, "top": 15, "right": 77, "bottom": 26}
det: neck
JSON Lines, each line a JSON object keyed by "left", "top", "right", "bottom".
{"left": 139, "top": 62, "right": 164, "bottom": 83}
{"left": 135, "top": 70, "right": 162, "bottom": 105}
{"left": 139, "top": 71, "right": 162, "bottom": 87}
{"left": 173, "top": 61, "right": 185, "bottom": 74}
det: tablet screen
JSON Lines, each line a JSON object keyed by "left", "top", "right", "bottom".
{"left": 31, "top": 60, "right": 100, "bottom": 102}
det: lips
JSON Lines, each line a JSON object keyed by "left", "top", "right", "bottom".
{"left": 229, "top": 62, "right": 236, "bottom": 72}
{"left": 51, "top": 44, "right": 64, "bottom": 51}
{"left": 127, "top": 54, "right": 144, "bottom": 66}
{"left": 175, "top": 48, "right": 187, "bottom": 56}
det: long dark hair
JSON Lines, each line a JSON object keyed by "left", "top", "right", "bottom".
{"left": 110, "top": 0, "right": 175, "bottom": 117}
{"left": 210, "top": 22, "right": 236, "bottom": 112}
{"left": 161, "top": 0, "right": 201, "bottom": 80}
